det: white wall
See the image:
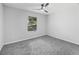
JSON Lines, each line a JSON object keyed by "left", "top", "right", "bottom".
{"left": 0, "top": 4, "right": 3, "bottom": 50}
{"left": 48, "top": 3, "right": 79, "bottom": 45}
{"left": 4, "top": 6, "right": 47, "bottom": 44}
{"left": 4, "top": 3, "right": 79, "bottom": 45}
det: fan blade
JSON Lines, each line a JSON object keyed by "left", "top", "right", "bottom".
{"left": 45, "top": 3, "right": 49, "bottom": 7}
{"left": 41, "top": 3, "right": 44, "bottom": 9}
{"left": 44, "top": 10, "right": 48, "bottom": 13}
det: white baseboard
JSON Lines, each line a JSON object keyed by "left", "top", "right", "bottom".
{"left": 4, "top": 34, "right": 79, "bottom": 46}
{"left": 48, "top": 34, "right": 79, "bottom": 45}
{"left": 4, "top": 34, "right": 46, "bottom": 45}
{"left": 0, "top": 44, "right": 3, "bottom": 51}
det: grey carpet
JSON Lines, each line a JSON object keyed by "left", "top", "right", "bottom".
{"left": 1, "top": 35, "right": 79, "bottom": 55}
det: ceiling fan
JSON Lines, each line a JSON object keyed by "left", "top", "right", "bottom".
{"left": 34, "top": 3, "right": 49, "bottom": 13}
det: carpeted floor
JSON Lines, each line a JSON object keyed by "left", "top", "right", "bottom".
{"left": 1, "top": 35, "right": 79, "bottom": 55}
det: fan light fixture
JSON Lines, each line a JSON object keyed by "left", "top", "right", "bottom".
{"left": 34, "top": 3, "right": 49, "bottom": 13}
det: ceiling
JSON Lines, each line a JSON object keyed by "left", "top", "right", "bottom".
{"left": 3, "top": 3, "right": 54, "bottom": 15}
